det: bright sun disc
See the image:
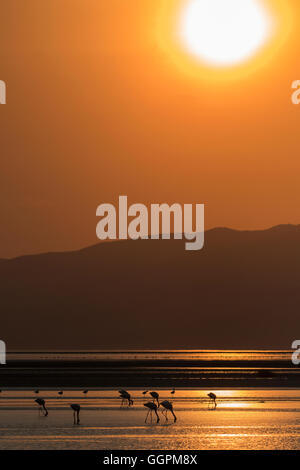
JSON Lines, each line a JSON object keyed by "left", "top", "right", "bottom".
{"left": 180, "top": 0, "right": 273, "bottom": 67}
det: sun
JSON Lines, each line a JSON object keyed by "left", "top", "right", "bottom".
{"left": 180, "top": 0, "right": 273, "bottom": 67}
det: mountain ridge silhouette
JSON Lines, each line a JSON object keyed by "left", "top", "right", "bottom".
{"left": 1, "top": 224, "right": 299, "bottom": 349}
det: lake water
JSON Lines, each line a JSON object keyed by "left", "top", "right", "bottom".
{"left": 7, "top": 349, "right": 293, "bottom": 362}
{"left": 1, "top": 389, "right": 300, "bottom": 449}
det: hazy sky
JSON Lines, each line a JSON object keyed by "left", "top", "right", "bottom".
{"left": 0, "top": 0, "right": 299, "bottom": 258}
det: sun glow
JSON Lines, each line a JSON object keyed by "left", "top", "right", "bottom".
{"left": 180, "top": 0, "right": 272, "bottom": 67}
{"left": 156, "top": 0, "right": 292, "bottom": 79}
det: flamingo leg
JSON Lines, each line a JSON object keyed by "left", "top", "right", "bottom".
{"left": 208, "top": 398, "right": 217, "bottom": 410}
{"left": 145, "top": 409, "right": 150, "bottom": 423}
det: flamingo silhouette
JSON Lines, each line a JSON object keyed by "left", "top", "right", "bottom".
{"left": 83, "top": 390, "right": 88, "bottom": 396}
{"left": 160, "top": 400, "right": 177, "bottom": 422}
{"left": 171, "top": 388, "right": 175, "bottom": 396}
{"left": 150, "top": 391, "right": 159, "bottom": 406}
{"left": 34, "top": 390, "right": 39, "bottom": 394}
{"left": 35, "top": 398, "right": 48, "bottom": 417}
{"left": 142, "top": 390, "right": 148, "bottom": 395}
{"left": 144, "top": 402, "right": 160, "bottom": 423}
{"left": 58, "top": 390, "right": 63, "bottom": 397}
{"left": 207, "top": 392, "right": 217, "bottom": 409}
{"left": 70, "top": 404, "right": 80, "bottom": 424}
{"left": 119, "top": 390, "right": 133, "bottom": 407}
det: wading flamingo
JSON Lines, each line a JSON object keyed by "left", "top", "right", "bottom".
{"left": 144, "top": 402, "right": 160, "bottom": 423}
{"left": 160, "top": 400, "right": 177, "bottom": 422}
{"left": 207, "top": 392, "right": 217, "bottom": 409}
{"left": 150, "top": 391, "right": 159, "bottom": 406}
{"left": 35, "top": 398, "right": 48, "bottom": 417}
{"left": 118, "top": 390, "right": 133, "bottom": 407}
{"left": 70, "top": 404, "right": 80, "bottom": 424}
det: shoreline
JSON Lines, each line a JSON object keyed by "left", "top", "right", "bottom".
{"left": 1, "top": 359, "right": 300, "bottom": 389}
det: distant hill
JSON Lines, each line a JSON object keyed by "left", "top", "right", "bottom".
{"left": 1, "top": 225, "right": 300, "bottom": 350}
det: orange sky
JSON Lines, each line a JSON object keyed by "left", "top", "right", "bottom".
{"left": 0, "top": 0, "right": 300, "bottom": 258}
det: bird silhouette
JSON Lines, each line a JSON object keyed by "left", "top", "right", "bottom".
{"left": 118, "top": 390, "right": 133, "bottom": 407}
{"left": 83, "top": 390, "right": 89, "bottom": 396}
{"left": 160, "top": 400, "right": 177, "bottom": 422}
{"left": 207, "top": 392, "right": 217, "bottom": 409}
{"left": 70, "top": 404, "right": 80, "bottom": 424}
{"left": 35, "top": 398, "right": 48, "bottom": 417}
{"left": 144, "top": 402, "right": 160, "bottom": 423}
{"left": 150, "top": 391, "right": 159, "bottom": 406}
{"left": 58, "top": 390, "right": 63, "bottom": 397}
{"left": 142, "top": 390, "right": 148, "bottom": 395}
{"left": 34, "top": 390, "right": 39, "bottom": 394}
{"left": 171, "top": 388, "right": 175, "bottom": 396}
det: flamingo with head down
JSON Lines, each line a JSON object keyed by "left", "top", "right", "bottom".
{"left": 118, "top": 390, "right": 134, "bottom": 407}
{"left": 160, "top": 400, "right": 177, "bottom": 422}
{"left": 144, "top": 402, "right": 160, "bottom": 423}
{"left": 207, "top": 392, "right": 217, "bottom": 409}
{"left": 70, "top": 404, "right": 81, "bottom": 424}
{"left": 35, "top": 398, "right": 48, "bottom": 417}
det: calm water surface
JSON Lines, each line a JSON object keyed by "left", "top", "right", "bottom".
{"left": 1, "top": 389, "right": 300, "bottom": 450}
{"left": 2, "top": 351, "right": 299, "bottom": 449}
{"left": 7, "top": 350, "right": 293, "bottom": 362}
